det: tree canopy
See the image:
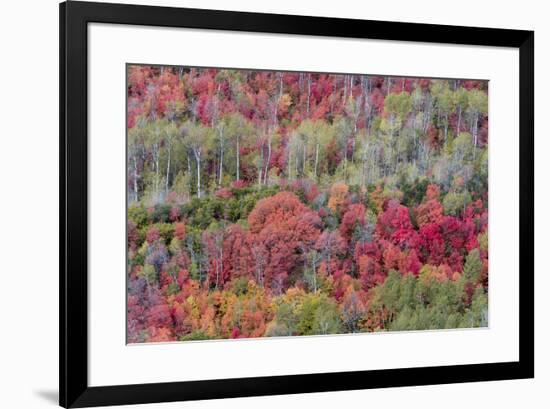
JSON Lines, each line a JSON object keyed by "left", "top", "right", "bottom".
{"left": 126, "top": 66, "right": 489, "bottom": 343}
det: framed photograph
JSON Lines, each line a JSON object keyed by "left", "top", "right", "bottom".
{"left": 60, "top": 1, "right": 534, "bottom": 407}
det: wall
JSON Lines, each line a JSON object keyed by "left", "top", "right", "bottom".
{"left": 0, "top": 0, "right": 545, "bottom": 408}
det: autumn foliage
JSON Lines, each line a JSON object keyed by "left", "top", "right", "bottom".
{"left": 127, "top": 65, "right": 489, "bottom": 342}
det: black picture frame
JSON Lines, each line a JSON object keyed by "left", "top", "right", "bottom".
{"left": 60, "top": 1, "right": 534, "bottom": 407}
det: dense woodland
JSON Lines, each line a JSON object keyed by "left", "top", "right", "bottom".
{"left": 127, "top": 65, "right": 489, "bottom": 343}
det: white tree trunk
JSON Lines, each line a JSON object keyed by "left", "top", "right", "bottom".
{"left": 197, "top": 156, "right": 201, "bottom": 198}
{"left": 258, "top": 165, "right": 263, "bottom": 188}
{"left": 165, "top": 142, "right": 171, "bottom": 194}
{"left": 264, "top": 135, "right": 272, "bottom": 185}
{"left": 288, "top": 146, "right": 292, "bottom": 180}
{"left": 193, "top": 148, "right": 201, "bottom": 198}
{"left": 153, "top": 145, "right": 159, "bottom": 196}
{"left": 473, "top": 113, "right": 479, "bottom": 160}
{"left": 311, "top": 254, "right": 318, "bottom": 293}
{"left": 314, "top": 143, "right": 319, "bottom": 179}
{"left": 302, "top": 142, "right": 306, "bottom": 176}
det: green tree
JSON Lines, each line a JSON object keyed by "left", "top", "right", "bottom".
{"left": 467, "top": 89, "right": 488, "bottom": 152}
{"left": 463, "top": 249, "right": 483, "bottom": 283}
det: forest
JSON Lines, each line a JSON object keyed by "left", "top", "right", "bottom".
{"left": 126, "top": 65, "right": 489, "bottom": 343}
